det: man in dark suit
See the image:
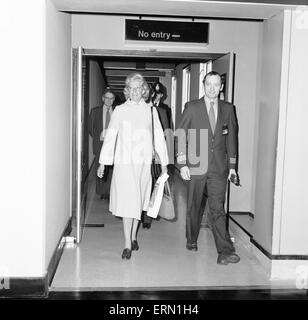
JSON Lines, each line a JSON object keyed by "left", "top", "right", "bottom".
{"left": 88, "top": 89, "right": 115, "bottom": 199}
{"left": 142, "top": 82, "right": 173, "bottom": 229}
{"left": 176, "top": 71, "right": 240, "bottom": 265}
{"left": 151, "top": 82, "right": 174, "bottom": 169}
{"left": 152, "top": 81, "right": 172, "bottom": 131}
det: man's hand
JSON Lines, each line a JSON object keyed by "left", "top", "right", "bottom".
{"left": 180, "top": 166, "right": 191, "bottom": 181}
{"left": 97, "top": 164, "right": 105, "bottom": 178}
{"left": 228, "top": 169, "right": 241, "bottom": 186}
{"left": 228, "top": 169, "right": 237, "bottom": 181}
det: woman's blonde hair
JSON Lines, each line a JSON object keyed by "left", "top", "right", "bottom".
{"left": 123, "top": 73, "right": 150, "bottom": 100}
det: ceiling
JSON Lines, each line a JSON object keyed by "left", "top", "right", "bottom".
{"left": 93, "top": 57, "right": 203, "bottom": 96}
{"left": 57, "top": 0, "right": 298, "bottom": 96}
{"left": 52, "top": 0, "right": 298, "bottom": 20}
{"left": 90, "top": 52, "right": 224, "bottom": 95}
{"left": 102, "top": 60, "right": 174, "bottom": 91}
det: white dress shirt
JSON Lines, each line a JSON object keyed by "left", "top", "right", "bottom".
{"left": 204, "top": 98, "right": 218, "bottom": 123}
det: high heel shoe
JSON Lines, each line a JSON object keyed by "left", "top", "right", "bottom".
{"left": 121, "top": 248, "right": 132, "bottom": 260}
{"left": 131, "top": 240, "right": 139, "bottom": 251}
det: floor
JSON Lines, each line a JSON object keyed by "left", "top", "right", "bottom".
{"left": 46, "top": 288, "right": 308, "bottom": 300}
{"left": 230, "top": 213, "right": 253, "bottom": 236}
{"left": 50, "top": 170, "right": 297, "bottom": 293}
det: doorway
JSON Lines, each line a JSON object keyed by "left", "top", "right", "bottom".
{"left": 71, "top": 49, "right": 235, "bottom": 244}
{"left": 50, "top": 49, "right": 276, "bottom": 291}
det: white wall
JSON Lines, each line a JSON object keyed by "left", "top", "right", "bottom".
{"left": 254, "top": 8, "right": 308, "bottom": 256}
{"left": 0, "top": 0, "right": 45, "bottom": 277}
{"left": 45, "top": 0, "right": 72, "bottom": 268}
{"left": 278, "top": 9, "right": 308, "bottom": 254}
{"left": 72, "top": 15, "right": 262, "bottom": 213}
{"left": 253, "top": 11, "right": 286, "bottom": 253}
{"left": 0, "top": 0, "right": 71, "bottom": 279}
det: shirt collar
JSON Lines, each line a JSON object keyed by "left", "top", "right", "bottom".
{"left": 205, "top": 96, "right": 218, "bottom": 110}
{"left": 103, "top": 104, "right": 112, "bottom": 110}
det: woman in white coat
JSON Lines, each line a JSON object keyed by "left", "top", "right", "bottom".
{"left": 97, "top": 73, "right": 169, "bottom": 259}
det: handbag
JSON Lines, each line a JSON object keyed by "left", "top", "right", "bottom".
{"left": 150, "top": 106, "right": 162, "bottom": 180}
{"left": 158, "top": 181, "right": 175, "bottom": 220}
{"left": 147, "top": 173, "right": 169, "bottom": 218}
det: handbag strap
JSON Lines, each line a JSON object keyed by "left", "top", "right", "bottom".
{"left": 164, "top": 180, "right": 171, "bottom": 196}
{"left": 151, "top": 106, "right": 156, "bottom": 158}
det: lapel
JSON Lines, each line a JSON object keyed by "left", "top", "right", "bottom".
{"left": 213, "top": 100, "right": 223, "bottom": 138}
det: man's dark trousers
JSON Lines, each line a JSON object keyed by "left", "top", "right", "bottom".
{"left": 186, "top": 172, "right": 234, "bottom": 254}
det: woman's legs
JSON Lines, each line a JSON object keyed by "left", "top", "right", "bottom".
{"left": 123, "top": 217, "right": 133, "bottom": 249}
{"left": 131, "top": 218, "right": 139, "bottom": 241}
{"left": 122, "top": 217, "right": 140, "bottom": 247}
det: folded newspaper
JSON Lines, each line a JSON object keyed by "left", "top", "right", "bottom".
{"left": 147, "top": 172, "right": 169, "bottom": 218}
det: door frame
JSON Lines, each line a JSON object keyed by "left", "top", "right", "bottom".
{"left": 82, "top": 49, "right": 224, "bottom": 60}
{"left": 70, "top": 48, "right": 233, "bottom": 243}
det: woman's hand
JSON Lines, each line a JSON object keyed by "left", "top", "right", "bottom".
{"left": 97, "top": 164, "right": 105, "bottom": 178}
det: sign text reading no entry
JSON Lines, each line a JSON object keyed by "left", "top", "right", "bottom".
{"left": 125, "top": 20, "right": 209, "bottom": 43}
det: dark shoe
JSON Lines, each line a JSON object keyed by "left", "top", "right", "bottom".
{"left": 121, "top": 248, "right": 132, "bottom": 260}
{"left": 131, "top": 240, "right": 139, "bottom": 251}
{"left": 142, "top": 222, "right": 151, "bottom": 229}
{"left": 186, "top": 242, "right": 198, "bottom": 251}
{"left": 217, "top": 252, "right": 240, "bottom": 265}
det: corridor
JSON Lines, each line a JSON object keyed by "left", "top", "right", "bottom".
{"left": 50, "top": 170, "right": 295, "bottom": 291}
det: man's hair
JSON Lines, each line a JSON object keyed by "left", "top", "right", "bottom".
{"left": 152, "top": 81, "right": 164, "bottom": 94}
{"left": 202, "top": 71, "right": 222, "bottom": 84}
{"left": 102, "top": 88, "right": 115, "bottom": 98}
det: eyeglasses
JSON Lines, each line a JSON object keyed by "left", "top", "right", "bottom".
{"left": 129, "top": 86, "right": 143, "bottom": 92}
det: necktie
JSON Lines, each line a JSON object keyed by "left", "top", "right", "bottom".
{"left": 209, "top": 101, "right": 216, "bottom": 134}
{"left": 105, "top": 108, "right": 111, "bottom": 129}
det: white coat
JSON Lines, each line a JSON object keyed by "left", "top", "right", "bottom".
{"left": 99, "top": 99, "right": 169, "bottom": 219}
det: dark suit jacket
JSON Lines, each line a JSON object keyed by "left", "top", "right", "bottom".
{"left": 176, "top": 97, "right": 238, "bottom": 177}
{"left": 154, "top": 103, "right": 171, "bottom": 132}
{"left": 156, "top": 102, "right": 172, "bottom": 130}
{"left": 88, "top": 105, "right": 115, "bottom": 156}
